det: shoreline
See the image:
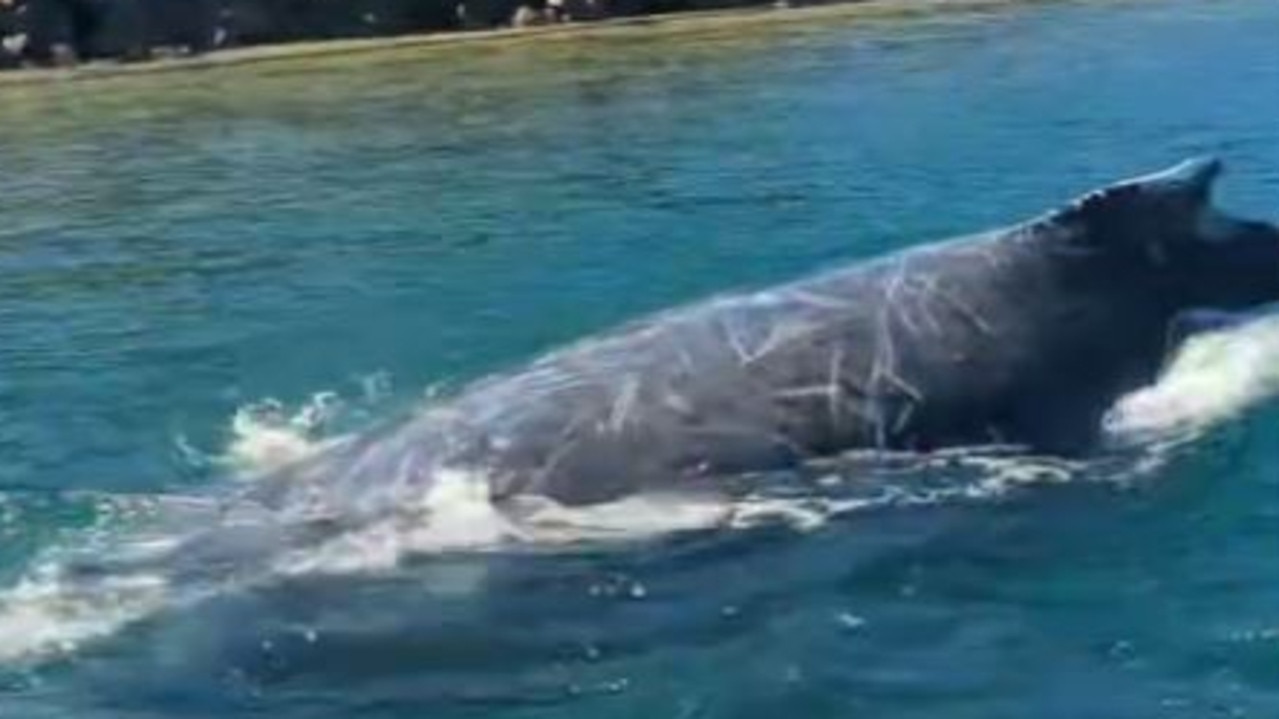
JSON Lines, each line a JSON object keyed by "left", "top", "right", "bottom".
{"left": 0, "top": 0, "right": 1040, "bottom": 88}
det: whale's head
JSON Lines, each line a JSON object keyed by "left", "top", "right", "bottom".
{"left": 1059, "top": 157, "right": 1279, "bottom": 312}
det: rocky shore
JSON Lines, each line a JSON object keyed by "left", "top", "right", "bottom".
{"left": 0, "top": 0, "right": 858, "bottom": 70}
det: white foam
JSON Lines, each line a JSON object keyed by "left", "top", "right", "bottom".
{"left": 724, "top": 450, "right": 1083, "bottom": 530}
{"left": 191, "top": 374, "right": 394, "bottom": 479}
{"left": 0, "top": 449, "right": 1089, "bottom": 663}
{"left": 1105, "top": 312, "right": 1279, "bottom": 441}
{"left": 274, "top": 473, "right": 736, "bottom": 576}
{"left": 224, "top": 394, "right": 347, "bottom": 475}
{"left": 0, "top": 496, "right": 174, "bottom": 664}
{"left": 0, "top": 492, "right": 222, "bottom": 664}
{"left": 273, "top": 469, "right": 527, "bottom": 576}
{"left": 0, "top": 566, "right": 169, "bottom": 664}
{"left": 514, "top": 492, "right": 734, "bottom": 541}
{"left": 280, "top": 447, "right": 1088, "bottom": 578}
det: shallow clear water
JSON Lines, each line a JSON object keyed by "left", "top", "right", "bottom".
{"left": 2, "top": 0, "right": 1279, "bottom": 716}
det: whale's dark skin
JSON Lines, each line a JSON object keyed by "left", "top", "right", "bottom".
{"left": 256, "top": 158, "right": 1279, "bottom": 515}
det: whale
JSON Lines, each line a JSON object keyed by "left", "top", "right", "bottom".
{"left": 248, "top": 157, "right": 1279, "bottom": 518}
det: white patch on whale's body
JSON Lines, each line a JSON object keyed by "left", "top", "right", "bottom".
{"left": 1104, "top": 308, "right": 1279, "bottom": 440}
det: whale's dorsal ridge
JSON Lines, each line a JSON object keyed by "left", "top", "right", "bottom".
{"left": 1049, "top": 156, "right": 1225, "bottom": 236}
{"left": 1120, "top": 155, "right": 1223, "bottom": 202}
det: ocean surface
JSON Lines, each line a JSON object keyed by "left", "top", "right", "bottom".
{"left": 2, "top": 0, "right": 1279, "bottom": 716}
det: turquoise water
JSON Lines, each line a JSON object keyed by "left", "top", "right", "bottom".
{"left": 2, "top": 0, "right": 1279, "bottom": 716}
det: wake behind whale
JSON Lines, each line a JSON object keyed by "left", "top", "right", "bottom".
{"left": 3, "top": 158, "right": 1279, "bottom": 666}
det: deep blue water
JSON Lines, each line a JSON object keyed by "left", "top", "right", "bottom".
{"left": 2, "top": 0, "right": 1279, "bottom": 716}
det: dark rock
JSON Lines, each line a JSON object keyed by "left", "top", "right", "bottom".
{"left": 511, "top": 3, "right": 554, "bottom": 27}
{"left": 221, "top": 0, "right": 458, "bottom": 45}
{"left": 555, "top": 0, "right": 605, "bottom": 21}
{"left": 16, "top": 0, "right": 220, "bottom": 63}
{"left": 459, "top": 0, "right": 524, "bottom": 28}
{"left": 0, "top": 0, "right": 24, "bottom": 67}
{"left": 6, "top": 0, "right": 463, "bottom": 65}
{"left": 86, "top": 0, "right": 149, "bottom": 61}
{"left": 19, "top": 0, "right": 76, "bottom": 63}
{"left": 145, "top": 0, "right": 221, "bottom": 54}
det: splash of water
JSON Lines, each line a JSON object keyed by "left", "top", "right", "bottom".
{"left": 0, "top": 568, "right": 169, "bottom": 664}
{"left": 1105, "top": 311, "right": 1279, "bottom": 441}
{"left": 203, "top": 372, "right": 396, "bottom": 477}
{"left": 224, "top": 395, "right": 347, "bottom": 475}
{"left": 0, "top": 493, "right": 194, "bottom": 665}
